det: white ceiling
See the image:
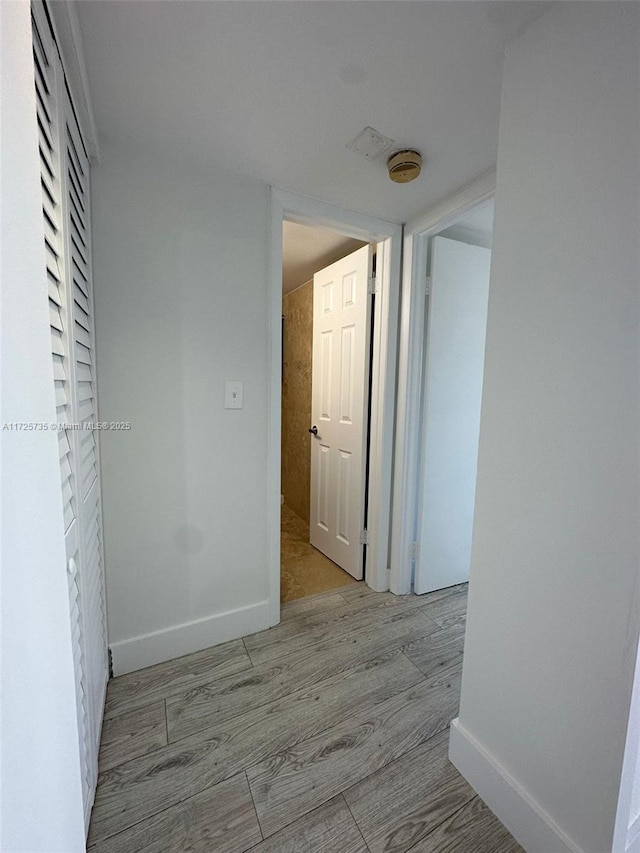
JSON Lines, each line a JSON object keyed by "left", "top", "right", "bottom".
{"left": 282, "top": 199, "right": 494, "bottom": 295}
{"left": 77, "top": 1, "right": 551, "bottom": 224}
{"left": 282, "top": 222, "right": 366, "bottom": 295}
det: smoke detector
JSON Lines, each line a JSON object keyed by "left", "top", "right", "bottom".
{"left": 387, "top": 149, "right": 423, "bottom": 183}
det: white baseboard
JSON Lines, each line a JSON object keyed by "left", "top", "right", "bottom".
{"left": 110, "top": 599, "right": 271, "bottom": 676}
{"left": 449, "top": 718, "right": 583, "bottom": 853}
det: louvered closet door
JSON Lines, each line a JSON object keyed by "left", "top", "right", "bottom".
{"left": 32, "top": 3, "right": 108, "bottom": 832}
{"left": 63, "top": 87, "right": 109, "bottom": 797}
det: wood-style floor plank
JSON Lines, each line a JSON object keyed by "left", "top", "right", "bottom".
{"left": 88, "top": 652, "right": 424, "bottom": 844}
{"left": 280, "top": 591, "right": 350, "bottom": 620}
{"left": 98, "top": 701, "right": 167, "bottom": 772}
{"left": 88, "top": 772, "right": 261, "bottom": 853}
{"left": 403, "top": 624, "right": 465, "bottom": 679}
{"left": 245, "top": 594, "right": 397, "bottom": 653}
{"left": 166, "top": 607, "right": 440, "bottom": 743}
{"left": 339, "top": 582, "right": 459, "bottom": 609}
{"left": 90, "top": 582, "right": 516, "bottom": 853}
{"left": 247, "top": 663, "right": 462, "bottom": 838}
{"left": 344, "top": 728, "right": 475, "bottom": 853}
{"left": 419, "top": 592, "right": 468, "bottom": 630}
{"left": 407, "top": 796, "right": 524, "bottom": 853}
{"left": 244, "top": 593, "right": 436, "bottom": 665}
{"left": 105, "top": 639, "right": 251, "bottom": 720}
{"left": 245, "top": 795, "right": 368, "bottom": 853}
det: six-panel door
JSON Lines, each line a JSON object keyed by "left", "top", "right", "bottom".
{"left": 310, "top": 245, "right": 372, "bottom": 579}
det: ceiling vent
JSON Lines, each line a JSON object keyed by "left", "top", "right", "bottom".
{"left": 346, "top": 126, "right": 395, "bottom": 160}
{"left": 387, "top": 149, "right": 423, "bottom": 183}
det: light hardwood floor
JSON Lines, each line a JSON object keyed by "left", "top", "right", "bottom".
{"left": 88, "top": 584, "right": 522, "bottom": 853}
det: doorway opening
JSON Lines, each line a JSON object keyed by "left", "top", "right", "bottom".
{"left": 268, "top": 189, "right": 403, "bottom": 625}
{"left": 391, "top": 184, "right": 495, "bottom": 596}
{"left": 280, "top": 222, "right": 369, "bottom": 602}
{"left": 415, "top": 199, "right": 494, "bottom": 594}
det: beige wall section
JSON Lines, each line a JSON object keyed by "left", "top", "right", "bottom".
{"left": 281, "top": 281, "right": 313, "bottom": 523}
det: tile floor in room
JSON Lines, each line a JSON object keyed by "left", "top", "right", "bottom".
{"left": 88, "top": 583, "right": 523, "bottom": 853}
{"left": 280, "top": 504, "right": 355, "bottom": 602}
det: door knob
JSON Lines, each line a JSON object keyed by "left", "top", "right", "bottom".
{"left": 308, "top": 426, "right": 318, "bottom": 436}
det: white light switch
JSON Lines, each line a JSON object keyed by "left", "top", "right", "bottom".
{"left": 225, "top": 380, "right": 244, "bottom": 409}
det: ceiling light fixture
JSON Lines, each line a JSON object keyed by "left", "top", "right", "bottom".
{"left": 387, "top": 149, "right": 423, "bottom": 183}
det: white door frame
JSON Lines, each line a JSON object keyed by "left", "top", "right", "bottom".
{"left": 390, "top": 170, "right": 496, "bottom": 594}
{"left": 268, "top": 188, "right": 402, "bottom": 625}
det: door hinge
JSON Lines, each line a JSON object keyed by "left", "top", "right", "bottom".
{"left": 425, "top": 276, "right": 432, "bottom": 297}
{"left": 108, "top": 647, "right": 114, "bottom": 680}
{"left": 410, "top": 541, "right": 419, "bottom": 561}
{"left": 360, "top": 529, "right": 370, "bottom": 546}
{"left": 368, "top": 275, "right": 377, "bottom": 295}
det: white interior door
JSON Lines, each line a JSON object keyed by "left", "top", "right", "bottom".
{"left": 415, "top": 236, "right": 491, "bottom": 594}
{"left": 310, "top": 244, "right": 373, "bottom": 579}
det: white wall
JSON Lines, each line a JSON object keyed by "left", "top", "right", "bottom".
{"left": 452, "top": 4, "right": 640, "bottom": 853}
{"left": 0, "top": 3, "right": 86, "bottom": 849}
{"left": 91, "top": 140, "right": 272, "bottom": 674}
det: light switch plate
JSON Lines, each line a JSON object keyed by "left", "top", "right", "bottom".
{"left": 225, "top": 380, "right": 244, "bottom": 409}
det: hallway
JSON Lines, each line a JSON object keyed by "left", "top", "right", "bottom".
{"left": 88, "top": 583, "right": 521, "bottom": 852}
